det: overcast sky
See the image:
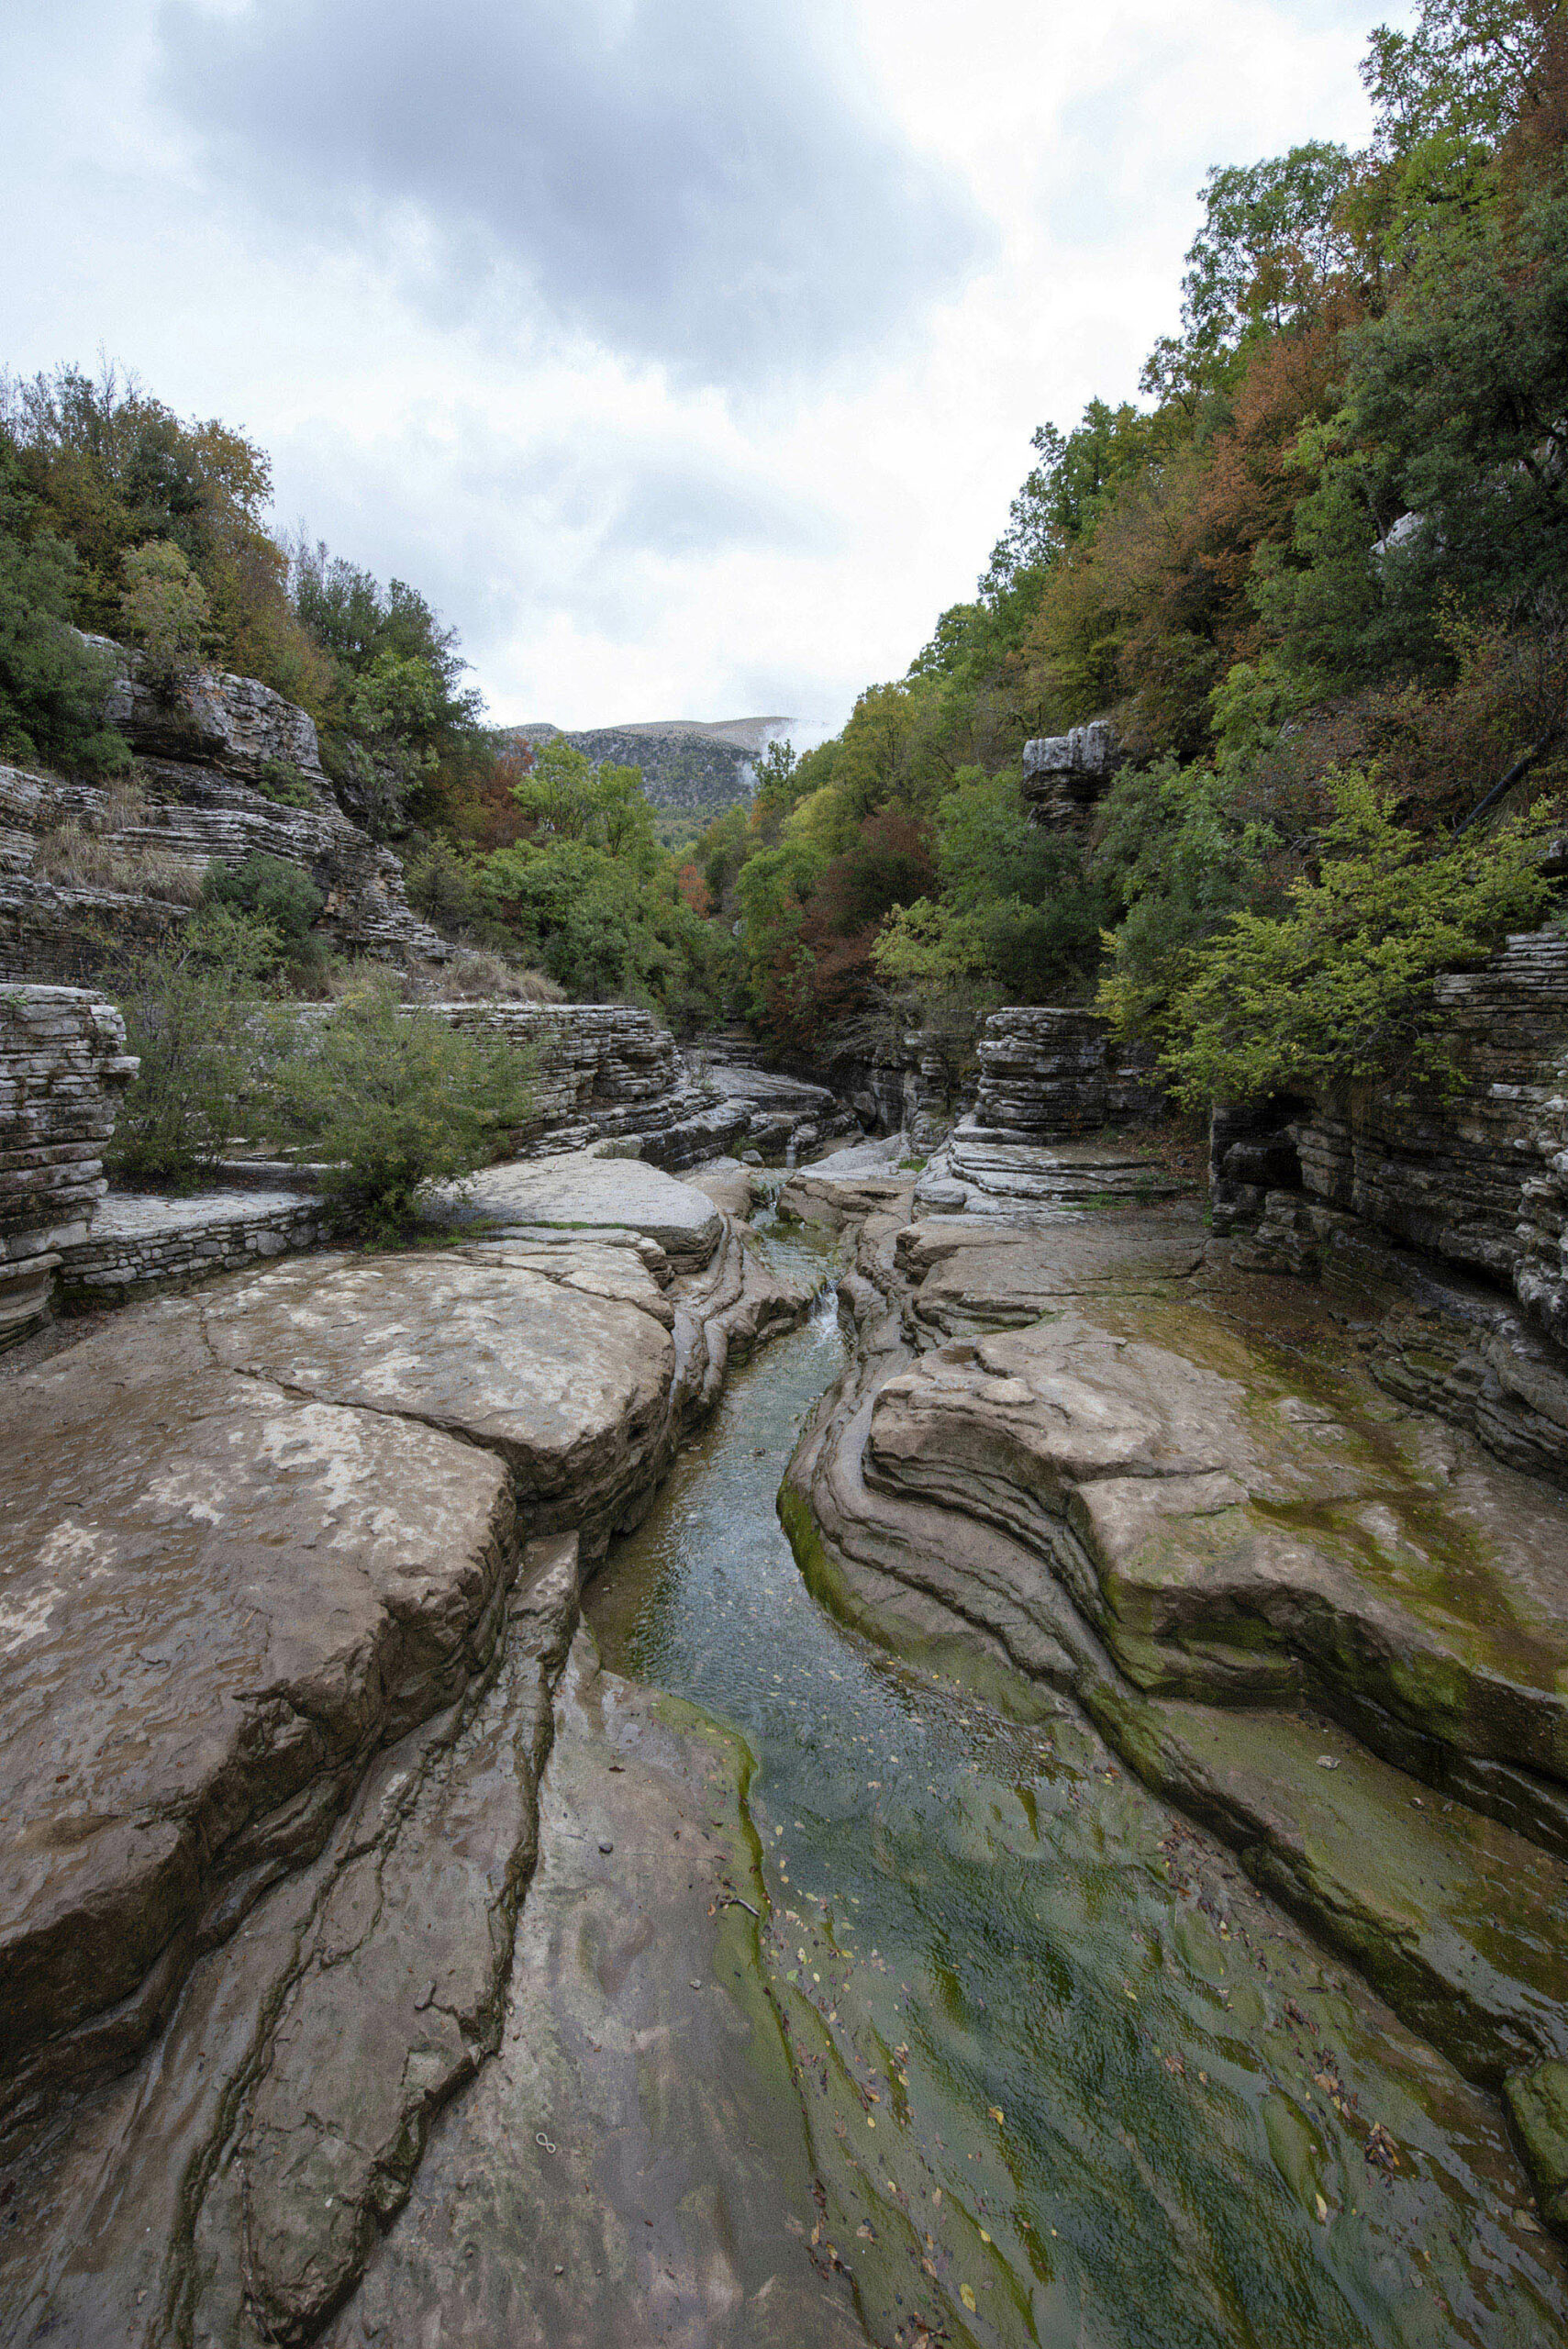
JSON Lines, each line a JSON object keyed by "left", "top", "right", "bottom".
{"left": 4, "top": 0, "right": 1409, "bottom": 734}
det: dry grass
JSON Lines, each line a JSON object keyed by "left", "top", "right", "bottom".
{"left": 400, "top": 947, "right": 565, "bottom": 1003}
{"left": 30, "top": 818, "right": 206, "bottom": 905}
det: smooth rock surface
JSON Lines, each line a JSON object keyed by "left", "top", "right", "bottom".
{"left": 201, "top": 1250, "right": 679, "bottom": 1536}
{"left": 319, "top": 1634, "right": 864, "bottom": 2349}
{"left": 431, "top": 1148, "right": 725, "bottom": 1269}
{"left": 0, "top": 1297, "right": 517, "bottom": 2143}
{"left": 781, "top": 1196, "right": 1568, "bottom": 2222}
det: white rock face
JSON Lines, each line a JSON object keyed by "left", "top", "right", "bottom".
{"left": 1020, "top": 720, "right": 1121, "bottom": 825}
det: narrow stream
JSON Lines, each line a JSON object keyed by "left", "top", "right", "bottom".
{"left": 586, "top": 1222, "right": 1566, "bottom": 2349}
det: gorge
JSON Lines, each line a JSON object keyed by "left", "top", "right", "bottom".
{"left": 5, "top": 5, "right": 1568, "bottom": 2340}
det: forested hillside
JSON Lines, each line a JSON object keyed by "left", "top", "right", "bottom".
{"left": 3, "top": 0, "right": 1561, "bottom": 1067}
{"left": 707, "top": 0, "right": 1568, "bottom": 1100}
{"left": 0, "top": 371, "right": 730, "bottom": 1022}
{"left": 500, "top": 719, "right": 783, "bottom": 823}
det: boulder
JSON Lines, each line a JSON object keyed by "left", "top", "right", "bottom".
{"left": 428, "top": 1148, "right": 725, "bottom": 1271}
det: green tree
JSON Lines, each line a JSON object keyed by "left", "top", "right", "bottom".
{"left": 1261, "top": 186, "right": 1568, "bottom": 682}
{"left": 107, "top": 907, "right": 281, "bottom": 1186}
{"left": 0, "top": 457, "right": 128, "bottom": 774}
{"left": 1095, "top": 757, "right": 1281, "bottom": 1048}
{"left": 119, "top": 539, "right": 209, "bottom": 687}
{"left": 1159, "top": 768, "right": 1554, "bottom": 1104}
{"left": 274, "top": 974, "right": 534, "bottom": 1235}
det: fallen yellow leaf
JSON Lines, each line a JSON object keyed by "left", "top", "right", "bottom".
{"left": 961, "top": 2283, "right": 977, "bottom": 2311}
{"left": 987, "top": 2106, "right": 1005, "bottom": 2125}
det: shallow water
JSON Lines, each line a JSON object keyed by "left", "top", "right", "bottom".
{"left": 586, "top": 1226, "right": 1567, "bottom": 2349}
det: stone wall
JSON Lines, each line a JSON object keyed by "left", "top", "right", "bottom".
{"left": 0, "top": 985, "right": 138, "bottom": 1342}
{"left": 972, "top": 1006, "right": 1162, "bottom": 1140}
{"left": 56, "top": 1190, "right": 331, "bottom": 1305}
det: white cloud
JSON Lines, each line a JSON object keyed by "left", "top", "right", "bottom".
{"left": 0, "top": 0, "right": 1412, "bottom": 731}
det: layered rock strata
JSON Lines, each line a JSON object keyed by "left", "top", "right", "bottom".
{"left": 1209, "top": 924, "right": 1568, "bottom": 1481}
{"left": 94, "top": 640, "right": 332, "bottom": 790}
{"left": 0, "top": 757, "right": 446, "bottom": 982}
{"left": 912, "top": 1131, "right": 1187, "bottom": 1219}
{"left": 432, "top": 1007, "right": 846, "bottom": 1167}
{"left": 0, "top": 1163, "right": 813, "bottom": 2343}
{"left": 0, "top": 984, "right": 137, "bottom": 1343}
{"left": 1019, "top": 719, "right": 1121, "bottom": 827}
{"left": 971, "top": 1004, "right": 1162, "bottom": 1140}
{"left": 778, "top": 1150, "right": 1568, "bottom": 2228}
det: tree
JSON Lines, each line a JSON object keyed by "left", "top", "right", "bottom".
{"left": 0, "top": 451, "right": 128, "bottom": 774}
{"left": 119, "top": 539, "right": 209, "bottom": 687}
{"left": 107, "top": 908, "right": 282, "bottom": 1186}
{"left": 1158, "top": 768, "right": 1554, "bottom": 1105}
{"left": 1260, "top": 185, "right": 1568, "bottom": 683}
{"left": 274, "top": 974, "right": 534, "bottom": 1235}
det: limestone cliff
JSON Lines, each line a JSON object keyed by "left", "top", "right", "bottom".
{"left": 0, "top": 647, "right": 447, "bottom": 983}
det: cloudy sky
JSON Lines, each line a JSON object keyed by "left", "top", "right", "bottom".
{"left": 4, "top": 0, "right": 1409, "bottom": 734}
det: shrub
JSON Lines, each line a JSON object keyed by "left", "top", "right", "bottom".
{"left": 1159, "top": 769, "right": 1557, "bottom": 1107}
{"left": 203, "top": 852, "right": 324, "bottom": 952}
{"left": 413, "top": 945, "right": 563, "bottom": 1003}
{"left": 253, "top": 755, "right": 316, "bottom": 807}
{"left": 107, "top": 908, "right": 280, "bottom": 1186}
{"left": 119, "top": 540, "right": 208, "bottom": 690}
{"left": 275, "top": 974, "right": 535, "bottom": 1235}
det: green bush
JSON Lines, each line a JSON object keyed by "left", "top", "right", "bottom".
{"left": 253, "top": 755, "right": 316, "bottom": 807}
{"left": 275, "top": 974, "right": 534, "bottom": 1234}
{"left": 107, "top": 908, "right": 279, "bottom": 1187}
{"left": 119, "top": 539, "right": 208, "bottom": 690}
{"left": 202, "top": 853, "right": 325, "bottom": 954}
{"left": 0, "top": 454, "right": 128, "bottom": 776}
{"left": 1158, "top": 769, "right": 1556, "bottom": 1107}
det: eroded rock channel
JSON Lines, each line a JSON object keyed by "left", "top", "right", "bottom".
{"left": 4, "top": 1144, "right": 1568, "bottom": 2346}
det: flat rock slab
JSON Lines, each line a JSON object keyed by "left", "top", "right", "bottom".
{"left": 202, "top": 1251, "right": 677, "bottom": 1530}
{"left": 428, "top": 1150, "right": 723, "bottom": 1269}
{"left": 896, "top": 1208, "right": 1208, "bottom": 1327}
{"left": 0, "top": 1297, "right": 515, "bottom": 2132}
{"left": 321, "top": 1636, "right": 864, "bottom": 2349}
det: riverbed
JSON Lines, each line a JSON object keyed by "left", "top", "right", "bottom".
{"left": 586, "top": 1223, "right": 1567, "bottom": 2348}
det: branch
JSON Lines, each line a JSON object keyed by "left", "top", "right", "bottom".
{"left": 1453, "top": 716, "right": 1565, "bottom": 835}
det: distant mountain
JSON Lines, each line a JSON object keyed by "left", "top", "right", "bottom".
{"left": 498, "top": 717, "right": 791, "bottom": 817}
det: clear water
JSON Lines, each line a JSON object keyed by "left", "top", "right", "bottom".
{"left": 585, "top": 1226, "right": 1567, "bottom": 2349}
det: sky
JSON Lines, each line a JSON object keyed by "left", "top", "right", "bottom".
{"left": 3, "top": 0, "right": 1412, "bottom": 737}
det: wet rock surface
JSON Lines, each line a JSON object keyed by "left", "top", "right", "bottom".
{"left": 0, "top": 1171, "right": 816, "bottom": 2344}
{"left": 320, "top": 1634, "right": 864, "bottom": 2349}
{"left": 780, "top": 1150, "right": 1568, "bottom": 2229}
